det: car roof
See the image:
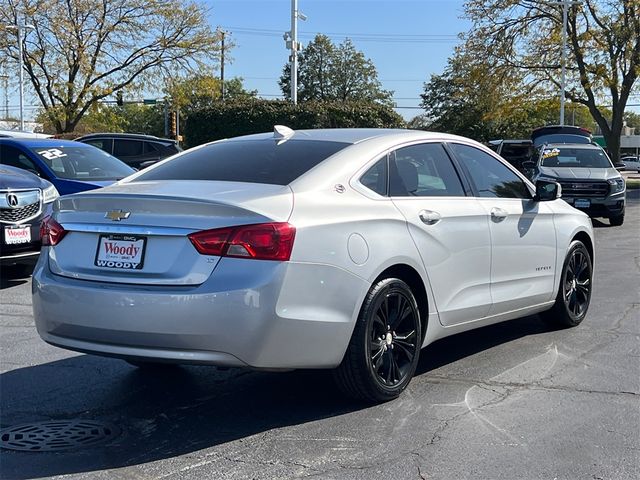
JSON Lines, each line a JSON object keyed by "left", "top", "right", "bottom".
{"left": 77, "top": 132, "right": 175, "bottom": 142}
{"left": 223, "top": 128, "right": 471, "bottom": 145}
{"left": 0, "top": 137, "right": 93, "bottom": 148}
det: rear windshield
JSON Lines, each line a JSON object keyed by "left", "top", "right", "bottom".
{"left": 541, "top": 147, "right": 612, "bottom": 168}
{"left": 133, "top": 139, "right": 350, "bottom": 185}
{"left": 28, "top": 146, "right": 134, "bottom": 180}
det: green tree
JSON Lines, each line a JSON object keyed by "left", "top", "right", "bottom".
{"left": 0, "top": 0, "right": 221, "bottom": 133}
{"left": 463, "top": 0, "right": 640, "bottom": 162}
{"left": 279, "top": 34, "right": 393, "bottom": 105}
{"left": 165, "top": 74, "right": 257, "bottom": 115}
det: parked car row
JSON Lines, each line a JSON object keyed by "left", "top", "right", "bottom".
{"left": 1, "top": 132, "right": 181, "bottom": 268}
{"left": 489, "top": 125, "right": 626, "bottom": 226}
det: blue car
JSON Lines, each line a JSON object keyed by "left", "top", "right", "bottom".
{"left": 0, "top": 138, "right": 135, "bottom": 195}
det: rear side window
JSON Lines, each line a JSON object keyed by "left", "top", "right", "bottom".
{"left": 114, "top": 139, "right": 143, "bottom": 157}
{"left": 360, "top": 156, "right": 388, "bottom": 196}
{"left": 134, "top": 140, "right": 350, "bottom": 185}
{"left": 0, "top": 145, "right": 42, "bottom": 174}
{"left": 389, "top": 143, "right": 465, "bottom": 197}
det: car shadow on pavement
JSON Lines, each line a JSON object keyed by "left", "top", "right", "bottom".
{"left": 1, "top": 314, "right": 556, "bottom": 479}
{"left": 0, "top": 265, "right": 33, "bottom": 290}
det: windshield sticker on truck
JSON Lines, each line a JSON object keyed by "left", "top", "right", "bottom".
{"left": 37, "top": 148, "right": 68, "bottom": 160}
{"left": 542, "top": 148, "right": 560, "bottom": 159}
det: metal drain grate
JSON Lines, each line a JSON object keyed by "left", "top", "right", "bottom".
{"left": 0, "top": 420, "right": 120, "bottom": 452}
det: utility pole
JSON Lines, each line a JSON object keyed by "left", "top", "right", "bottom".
{"left": 0, "top": 71, "right": 8, "bottom": 120}
{"left": 284, "top": 1, "right": 306, "bottom": 104}
{"left": 220, "top": 29, "right": 226, "bottom": 101}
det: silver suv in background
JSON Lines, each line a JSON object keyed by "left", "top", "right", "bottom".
{"left": 523, "top": 126, "right": 625, "bottom": 226}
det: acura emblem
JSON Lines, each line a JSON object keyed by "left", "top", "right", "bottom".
{"left": 6, "top": 193, "right": 19, "bottom": 208}
{"left": 105, "top": 210, "right": 131, "bottom": 221}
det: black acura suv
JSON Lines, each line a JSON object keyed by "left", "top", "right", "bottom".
{"left": 1, "top": 164, "right": 59, "bottom": 267}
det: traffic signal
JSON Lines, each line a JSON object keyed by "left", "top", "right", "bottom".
{"left": 170, "top": 111, "right": 177, "bottom": 137}
{"left": 116, "top": 91, "right": 123, "bottom": 107}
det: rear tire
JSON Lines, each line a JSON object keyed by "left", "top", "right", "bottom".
{"left": 334, "top": 278, "right": 422, "bottom": 403}
{"left": 609, "top": 214, "right": 624, "bottom": 226}
{"left": 540, "top": 240, "right": 592, "bottom": 328}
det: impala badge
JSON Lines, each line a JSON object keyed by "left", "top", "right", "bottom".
{"left": 105, "top": 210, "right": 131, "bottom": 221}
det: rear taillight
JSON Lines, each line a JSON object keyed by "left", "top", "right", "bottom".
{"left": 188, "top": 222, "right": 296, "bottom": 261}
{"left": 40, "top": 216, "right": 67, "bottom": 246}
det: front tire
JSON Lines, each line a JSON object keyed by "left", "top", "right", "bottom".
{"left": 541, "top": 240, "right": 592, "bottom": 328}
{"left": 334, "top": 278, "right": 422, "bottom": 403}
{"left": 609, "top": 213, "right": 624, "bottom": 226}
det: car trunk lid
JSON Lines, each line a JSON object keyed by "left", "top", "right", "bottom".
{"left": 48, "top": 180, "right": 293, "bottom": 285}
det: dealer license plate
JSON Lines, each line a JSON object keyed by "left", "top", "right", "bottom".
{"left": 574, "top": 199, "right": 591, "bottom": 209}
{"left": 94, "top": 234, "right": 146, "bottom": 270}
{"left": 4, "top": 225, "right": 31, "bottom": 245}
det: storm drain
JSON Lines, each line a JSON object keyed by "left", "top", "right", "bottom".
{"left": 0, "top": 420, "right": 120, "bottom": 452}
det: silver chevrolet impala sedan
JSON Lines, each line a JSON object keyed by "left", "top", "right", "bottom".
{"left": 32, "top": 127, "right": 594, "bottom": 402}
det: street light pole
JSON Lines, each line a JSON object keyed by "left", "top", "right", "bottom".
{"left": 3, "top": 18, "right": 34, "bottom": 131}
{"left": 546, "top": 0, "right": 581, "bottom": 126}
{"left": 290, "top": 0, "right": 298, "bottom": 104}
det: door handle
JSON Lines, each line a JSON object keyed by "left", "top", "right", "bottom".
{"left": 490, "top": 207, "right": 509, "bottom": 221}
{"left": 419, "top": 210, "right": 441, "bottom": 225}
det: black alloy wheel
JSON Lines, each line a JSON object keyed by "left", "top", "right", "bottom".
{"left": 334, "top": 278, "right": 422, "bottom": 402}
{"left": 367, "top": 289, "right": 420, "bottom": 388}
{"left": 541, "top": 240, "right": 592, "bottom": 327}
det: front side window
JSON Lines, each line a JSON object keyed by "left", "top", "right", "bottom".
{"left": 84, "top": 138, "right": 113, "bottom": 154}
{"left": 389, "top": 143, "right": 465, "bottom": 197}
{"left": 449, "top": 143, "right": 531, "bottom": 199}
{"left": 134, "top": 139, "right": 350, "bottom": 186}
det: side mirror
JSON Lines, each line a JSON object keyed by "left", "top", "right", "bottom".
{"left": 614, "top": 163, "right": 626, "bottom": 171}
{"left": 535, "top": 180, "right": 561, "bottom": 201}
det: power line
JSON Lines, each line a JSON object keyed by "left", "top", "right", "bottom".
{"left": 223, "top": 26, "right": 458, "bottom": 44}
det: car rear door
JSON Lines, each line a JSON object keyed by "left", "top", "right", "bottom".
{"left": 388, "top": 142, "right": 493, "bottom": 326}
{"left": 448, "top": 143, "right": 557, "bottom": 315}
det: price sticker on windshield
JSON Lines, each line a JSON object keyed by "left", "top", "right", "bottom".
{"left": 542, "top": 148, "right": 560, "bottom": 159}
{"left": 37, "top": 148, "right": 67, "bottom": 160}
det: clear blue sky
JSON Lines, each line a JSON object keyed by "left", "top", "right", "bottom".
{"left": 207, "top": 0, "right": 470, "bottom": 119}
{"left": 7, "top": 0, "right": 470, "bottom": 122}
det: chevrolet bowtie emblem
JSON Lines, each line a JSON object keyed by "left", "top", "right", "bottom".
{"left": 105, "top": 210, "right": 131, "bottom": 221}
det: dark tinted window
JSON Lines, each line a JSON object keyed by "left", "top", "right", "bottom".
{"left": 135, "top": 139, "right": 350, "bottom": 185}
{"left": 0, "top": 145, "right": 41, "bottom": 174}
{"left": 84, "top": 138, "right": 113, "bottom": 154}
{"left": 449, "top": 143, "right": 531, "bottom": 199}
{"left": 144, "top": 141, "right": 160, "bottom": 153}
{"left": 113, "top": 139, "right": 143, "bottom": 157}
{"left": 390, "top": 143, "right": 465, "bottom": 197}
{"left": 360, "top": 156, "right": 388, "bottom": 196}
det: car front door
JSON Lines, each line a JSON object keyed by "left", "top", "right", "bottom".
{"left": 448, "top": 143, "right": 557, "bottom": 315}
{"left": 387, "top": 142, "right": 493, "bottom": 326}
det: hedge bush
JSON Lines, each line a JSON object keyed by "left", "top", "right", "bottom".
{"left": 184, "top": 99, "right": 405, "bottom": 148}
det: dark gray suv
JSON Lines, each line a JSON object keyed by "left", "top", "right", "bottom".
{"left": 524, "top": 142, "right": 625, "bottom": 226}
{"left": 76, "top": 133, "right": 182, "bottom": 170}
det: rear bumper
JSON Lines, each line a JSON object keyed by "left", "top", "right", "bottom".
{"left": 32, "top": 252, "right": 369, "bottom": 369}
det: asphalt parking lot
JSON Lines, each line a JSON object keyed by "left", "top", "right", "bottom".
{"left": 1, "top": 191, "right": 639, "bottom": 480}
